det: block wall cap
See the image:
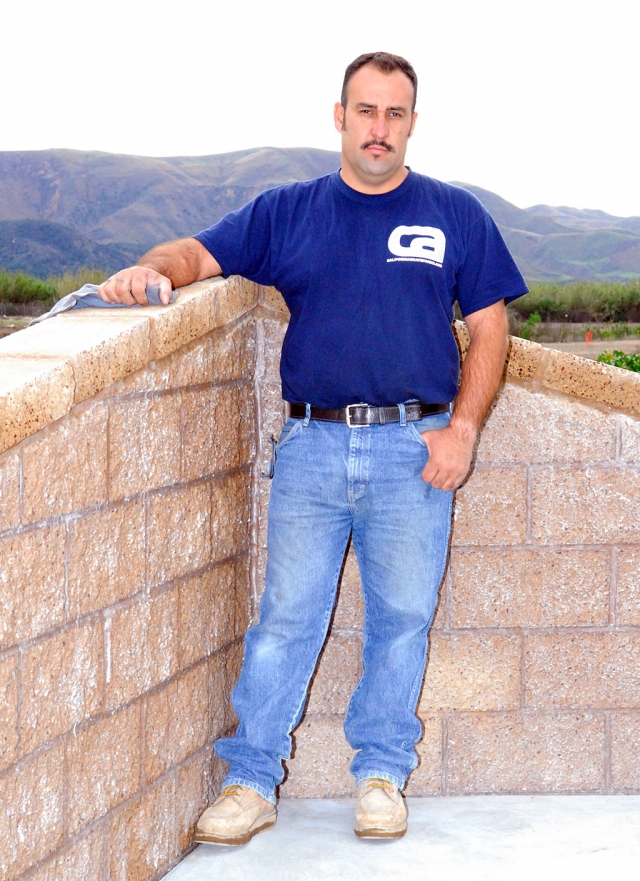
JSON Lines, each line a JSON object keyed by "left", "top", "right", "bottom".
{"left": 0, "top": 276, "right": 256, "bottom": 452}
{"left": 453, "top": 320, "right": 640, "bottom": 417}
{"left": 0, "top": 356, "right": 75, "bottom": 453}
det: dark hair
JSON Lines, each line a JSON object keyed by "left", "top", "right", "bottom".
{"left": 341, "top": 52, "right": 418, "bottom": 112}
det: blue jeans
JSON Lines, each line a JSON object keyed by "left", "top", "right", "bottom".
{"left": 215, "top": 408, "right": 454, "bottom": 803}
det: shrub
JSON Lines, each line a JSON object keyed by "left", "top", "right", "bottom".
{"left": 519, "top": 311, "right": 542, "bottom": 340}
{"left": 0, "top": 272, "right": 56, "bottom": 304}
{"left": 48, "top": 268, "right": 106, "bottom": 300}
{"left": 597, "top": 350, "right": 640, "bottom": 372}
{"left": 0, "top": 268, "right": 106, "bottom": 304}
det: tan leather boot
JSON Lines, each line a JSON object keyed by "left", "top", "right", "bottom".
{"left": 194, "top": 784, "right": 277, "bottom": 846}
{"left": 354, "top": 778, "right": 407, "bottom": 839}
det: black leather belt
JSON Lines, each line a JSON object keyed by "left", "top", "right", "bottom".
{"left": 288, "top": 401, "right": 450, "bottom": 427}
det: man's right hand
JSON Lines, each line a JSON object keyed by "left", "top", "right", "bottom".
{"left": 97, "top": 267, "right": 173, "bottom": 306}
{"left": 97, "top": 238, "right": 222, "bottom": 306}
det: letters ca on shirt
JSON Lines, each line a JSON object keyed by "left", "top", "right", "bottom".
{"left": 387, "top": 225, "right": 447, "bottom": 268}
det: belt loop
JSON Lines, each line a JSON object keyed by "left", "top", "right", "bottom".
{"left": 398, "top": 402, "right": 407, "bottom": 426}
{"left": 303, "top": 403, "right": 311, "bottom": 427}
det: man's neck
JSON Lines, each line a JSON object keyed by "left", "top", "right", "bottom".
{"left": 339, "top": 162, "right": 409, "bottom": 195}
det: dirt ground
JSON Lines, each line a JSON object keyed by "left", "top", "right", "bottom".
{"left": 0, "top": 317, "right": 31, "bottom": 338}
{"left": 540, "top": 338, "right": 640, "bottom": 361}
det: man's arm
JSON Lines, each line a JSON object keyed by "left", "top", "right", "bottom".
{"left": 97, "top": 237, "right": 222, "bottom": 306}
{"left": 421, "top": 299, "right": 509, "bottom": 491}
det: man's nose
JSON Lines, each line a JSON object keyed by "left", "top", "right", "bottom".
{"left": 370, "top": 111, "right": 390, "bottom": 139}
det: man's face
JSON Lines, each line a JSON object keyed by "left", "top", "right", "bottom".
{"left": 334, "top": 65, "right": 417, "bottom": 189}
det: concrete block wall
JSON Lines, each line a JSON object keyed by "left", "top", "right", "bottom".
{"left": 281, "top": 332, "right": 640, "bottom": 799}
{"left": 2, "top": 276, "right": 640, "bottom": 879}
{"left": 0, "top": 278, "right": 288, "bottom": 881}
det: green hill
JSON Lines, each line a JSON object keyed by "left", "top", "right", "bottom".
{"left": 0, "top": 220, "right": 140, "bottom": 277}
{"left": 0, "top": 147, "right": 342, "bottom": 251}
{"left": 454, "top": 183, "right": 640, "bottom": 282}
{"left": 1, "top": 149, "right": 639, "bottom": 282}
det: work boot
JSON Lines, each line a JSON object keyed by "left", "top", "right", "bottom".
{"left": 354, "top": 778, "right": 407, "bottom": 839}
{"left": 194, "top": 784, "right": 277, "bottom": 846}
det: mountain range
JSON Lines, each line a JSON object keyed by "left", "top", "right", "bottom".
{"left": 1, "top": 147, "right": 639, "bottom": 283}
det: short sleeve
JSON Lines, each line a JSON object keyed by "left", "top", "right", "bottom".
{"left": 193, "top": 193, "right": 273, "bottom": 285}
{"left": 455, "top": 212, "right": 528, "bottom": 317}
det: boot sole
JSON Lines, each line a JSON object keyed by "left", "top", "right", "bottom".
{"left": 354, "top": 823, "right": 407, "bottom": 840}
{"left": 195, "top": 812, "right": 277, "bottom": 846}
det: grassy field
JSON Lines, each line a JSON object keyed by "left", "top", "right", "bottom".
{"left": 0, "top": 268, "right": 106, "bottom": 307}
{"left": 511, "top": 280, "right": 640, "bottom": 323}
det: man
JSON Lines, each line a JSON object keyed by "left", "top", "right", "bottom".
{"left": 99, "top": 52, "right": 527, "bottom": 843}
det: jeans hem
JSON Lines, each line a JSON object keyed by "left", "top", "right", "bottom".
{"left": 222, "top": 776, "right": 277, "bottom": 805}
{"left": 356, "top": 771, "right": 405, "bottom": 790}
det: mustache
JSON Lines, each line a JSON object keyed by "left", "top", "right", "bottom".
{"left": 361, "top": 140, "right": 395, "bottom": 153}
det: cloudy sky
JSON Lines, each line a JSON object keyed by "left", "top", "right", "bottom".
{"left": 2, "top": 0, "right": 639, "bottom": 216}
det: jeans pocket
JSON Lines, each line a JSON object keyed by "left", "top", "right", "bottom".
{"left": 407, "top": 411, "right": 451, "bottom": 448}
{"left": 262, "top": 419, "right": 304, "bottom": 479}
{"left": 276, "top": 418, "right": 303, "bottom": 451}
{"left": 408, "top": 422, "right": 429, "bottom": 448}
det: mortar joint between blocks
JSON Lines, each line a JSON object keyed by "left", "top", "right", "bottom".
{"left": 615, "top": 418, "right": 623, "bottom": 462}
{"left": 525, "top": 465, "right": 533, "bottom": 544}
{"left": 441, "top": 711, "right": 450, "bottom": 796}
{"left": 443, "top": 563, "right": 452, "bottom": 630}
{"left": 18, "top": 447, "right": 25, "bottom": 527}
{"left": 102, "top": 612, "right": 112, "bottom": 692}
{"left": 100, "top": 817, "right": 109, "bottom": 881}
{"left": 178, "top": 387, "right": 185, "bottom": 485}
{"left": 249, "top": 319, "right": 267, "bottom": 614}
{"left": 143, "top": 495, "right": 151, "bottom": 598}
{"left": 140, "top": 694, "right": 149, "bottom": 788}
{"left": 61, "top": 721, "right": 70, "bottom": 843}
{"left": 521, "top": 629, "right": 531, "bottom": 708}
{"left": 15, "top": 642, "right": 24, "bottom": 763}
{"left": 520, "top": 629, "right": 527, "bottom": 709}
{"left": 63, "top": 515, "right": 71, "bottom": 625}
{"left": 610, "top": 546, "right": 618, "bottom": 626}
{"left": 604, "top": 710, "right": 613, "bottom": 793}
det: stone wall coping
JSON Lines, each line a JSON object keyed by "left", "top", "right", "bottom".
{"left": 0, "top": 277, "right": 291, "bottom": 456}
{"left": 0, "top": 284, "right": 637, "bottom": 456}
{"left": 453, "top": 320, "right": 640, "bottom": 417}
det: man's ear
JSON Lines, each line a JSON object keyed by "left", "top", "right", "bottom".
{"left": 408, "top": 111, "right": 418, "bottom": 138}
{"left": 334, "top": 102, "right": 346, "bottom": 133}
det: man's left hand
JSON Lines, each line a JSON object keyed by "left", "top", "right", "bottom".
{"left": 420, "top": 424, "right": 476, "bottom": 491}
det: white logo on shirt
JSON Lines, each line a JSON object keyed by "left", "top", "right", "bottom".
{"left": 387, "top": 225, "right": 446, "bottom": 267}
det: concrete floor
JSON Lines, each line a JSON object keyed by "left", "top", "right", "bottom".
{"left": 167, "top": 796, "right": 640, "bottom": 881}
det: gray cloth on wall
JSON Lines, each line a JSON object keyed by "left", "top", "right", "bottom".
{"left": 30, "top": 284, "right": 177, "bottom": 326}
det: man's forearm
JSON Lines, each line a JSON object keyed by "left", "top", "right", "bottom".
{"left": 98, "top": 236, "right": 222, "bottom": 305}
{"left": 449, "top": 303, "right": 509, "bottom": 441}
{"left": 138, "top": 238, "right": 207, "bottom": 289}
{"left": 420, "top": 300, "right": 508, "bottom": 490}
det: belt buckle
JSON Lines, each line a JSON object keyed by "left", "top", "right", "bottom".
{"left": 346, "top": 402, "right": 368, "bottom": 428}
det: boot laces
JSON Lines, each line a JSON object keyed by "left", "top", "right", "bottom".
{"left": 219, "top": 785, "right": 243, "bottom": 799}
{"left": 367, "top": 779, "right": 393, "bottom": 793}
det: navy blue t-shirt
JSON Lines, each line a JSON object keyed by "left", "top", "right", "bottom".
{"left": 194, "top": 170, "right": 527, "bottom": 408}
